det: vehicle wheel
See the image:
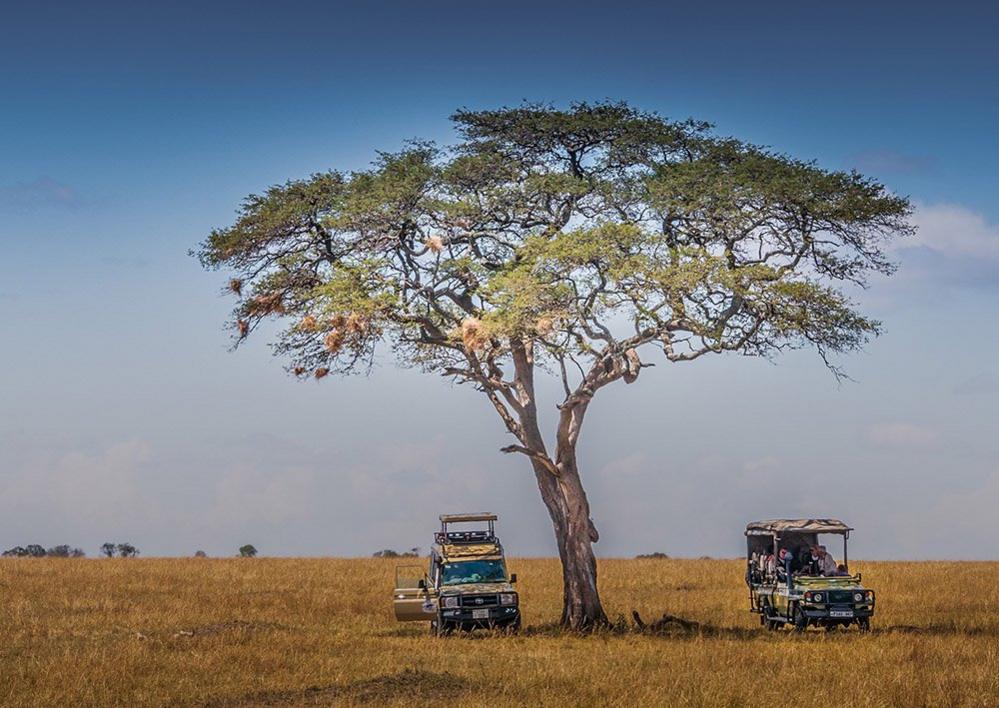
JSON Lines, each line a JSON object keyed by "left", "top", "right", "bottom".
{"left": 857, "top": 618, "right": 871, "bottom": 633}
{"left": 824, "top": 623, "right": 838, "bottom": 632}
{"left": 760, "top": 601, "right": 776, "bottom": 631}
{"left": 762, "top": 609, "right": 778, "bottom": 631}
{"left": 431, "top": 618, "right": 452, "bottom": 637}
{"left": 792, "top": 606, "right": 807, "bottom": 633}
{"left": 505, "top": 617, "right": 522, "bottom": 634}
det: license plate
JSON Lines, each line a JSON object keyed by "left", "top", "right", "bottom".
{"left": 830, "top": 609, "right": 854, "bottom": 618}
{"left": 472, "top": 609, "right": 490, "bottom": 619}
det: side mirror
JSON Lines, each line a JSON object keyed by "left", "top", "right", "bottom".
{"left": 418, "top": 579, "right": 427, "bottom": 590}
{"left": 509, "top": 573, "right": 517, "bottom": 584}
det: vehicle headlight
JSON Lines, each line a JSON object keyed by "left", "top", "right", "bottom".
{"left": 812, "top": 592, "right": 823, "bottom": 603}
{"left": 854, "top": 592, "right": 864, "bottom": 602}
{"left": 500, "top": 593, "right": 517, "bottom": 606}
{"left": 442, "top": 596, "right": 459, "bottom": 608}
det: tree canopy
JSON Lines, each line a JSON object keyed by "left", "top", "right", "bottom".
{"left": 200, "top": 102, "right": 909, "bottom": 398}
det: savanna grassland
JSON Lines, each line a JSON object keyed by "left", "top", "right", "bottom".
{"left": 2, "top": 558, "right": 997, "bottom": 706}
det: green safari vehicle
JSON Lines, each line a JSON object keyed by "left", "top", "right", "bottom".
{"left": 745, "top": 519, "right": 875, "bottom": 632}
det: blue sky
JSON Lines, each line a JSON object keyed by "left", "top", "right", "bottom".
{"left": 1, "top": 1, "right": 998, "bottom": 559}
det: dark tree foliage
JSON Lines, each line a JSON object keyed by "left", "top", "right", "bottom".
{"left": 46, "top": 545, "right": 85, "bottom": 557}
{"left": 238, "top": 544, "right": 258, "bottom": 558}
{"left": 116, "top": 543, "right": 139, "bottom": 558}
{"left": 373, "top": 548, "right": 420, "bottom": 558}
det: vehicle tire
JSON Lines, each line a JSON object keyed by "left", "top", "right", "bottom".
{"left": 431, "top": 618, "right": 452, "bottom": 637}
{"left": 792, "top": 606, "right": 807, "bottom": 633}
{"left": 762, "top": 607, "right": 778, "bottom": 631}
{"left": 857, "top": 618, "right": 871, "bottom": 633}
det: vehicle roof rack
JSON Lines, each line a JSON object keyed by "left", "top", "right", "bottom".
{"left": 439, "top": 513, "right": 497, "bottom": 523}
{"left": 436, "top": 512, "right": 498, "bottom": 545}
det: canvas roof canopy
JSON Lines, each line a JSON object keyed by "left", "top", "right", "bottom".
{"left": 745, "top": 519, "right": 852, "bottom": 535}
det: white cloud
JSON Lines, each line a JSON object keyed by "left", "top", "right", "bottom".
{"left": 914, "top": 469, "right": 999, "bottom": 557}
{"left": 0, "top": 440, "right": 159, "bottom": 544}
{"left": 209, "top": 464, "right": 319, "bottom": 527}
{"left": 739, "top": 455, "right": 782, "bottom": 486}
{"left": 865, "top": 422, "right": 938, "bottom": 448}
{"left": 907, "top": 202, "right": 999, "bottom": 261}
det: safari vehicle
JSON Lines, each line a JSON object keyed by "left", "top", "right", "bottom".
{"left": 392, "top": 513, "right": 520, "bottom": 635}
{"left": 745, "top": 519, "right": 875, "bottom": 632}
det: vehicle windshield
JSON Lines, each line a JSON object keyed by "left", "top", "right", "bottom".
{"left": 440, "top": 559, "right": 507, "bottom": 585}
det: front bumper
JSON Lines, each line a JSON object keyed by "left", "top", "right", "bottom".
{"left": 801, "top": 604, "right": 874, "bottom": 620}
{"left": 440, "top": 605, "right": 520, "bottom": 624}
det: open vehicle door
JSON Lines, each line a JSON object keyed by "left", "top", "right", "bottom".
{"left": 393, "top": 565, "right": 436, "bottom": 621}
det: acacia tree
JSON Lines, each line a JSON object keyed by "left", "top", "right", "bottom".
{"left": 198, "top": 102, "right": 912, "bottom": 629}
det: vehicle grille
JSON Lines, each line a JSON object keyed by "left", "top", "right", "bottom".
{"left": 460, "top": 594, "right": 499, "bottom": 608}
{"left": 827, "top": 590, "right": 856, "bottom": 604}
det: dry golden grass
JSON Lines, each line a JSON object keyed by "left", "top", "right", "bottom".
{"left": 2, "top": 558, "right": 998, "bottom": 706}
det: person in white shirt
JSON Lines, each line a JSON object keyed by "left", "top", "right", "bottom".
{"left": 816, "top": 545, "right": 838, "bottom": 575}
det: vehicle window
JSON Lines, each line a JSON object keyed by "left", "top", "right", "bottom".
{"left": 440, "top": 559, "right": 507, "bottom": 585}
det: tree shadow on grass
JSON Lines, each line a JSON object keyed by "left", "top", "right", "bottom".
{"left": 377, "top": 616, "right": 999, "bottom": 642}
{"left": 207, "top": 668, "right": 473, "bottom": 707}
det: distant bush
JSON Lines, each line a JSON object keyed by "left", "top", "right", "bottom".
{"left": 373, "top": 547, "right": 420, "bottom": 558}
{"left": 239, "top": 545, "right": 258, "bottom": 558}
{"left": 47, "top": 545, "right": 85, "bottom": 557}
{"left": 3, "top": 544, "right": 85, "bottom": 558}
{"left": 117, "top": 543, "right": 139, "bottom": 558}
{"left": 636, "top": 552, "right": 670, "bottom": 559}
{"left": 194, "top": 550, "right": 208, "bottom": 558}
{"left": 99, "top": 542, "right": 139, "bottom": 558}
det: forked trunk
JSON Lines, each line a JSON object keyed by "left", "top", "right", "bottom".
{"left": 509, "top": 338, "right": 607, "bottom": 629}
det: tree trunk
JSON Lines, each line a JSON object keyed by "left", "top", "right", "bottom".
{"left": 507, "top": 338, "right": 607, "bottom": 629}
{"left": 528, "top": 445, "right": 607, "bottom": 629}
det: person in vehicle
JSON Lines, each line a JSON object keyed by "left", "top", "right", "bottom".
{"left": 797, "top": 545, "right": 817, "bottom": 575}
{"left": 777, "top": 548, "right": 793, "bottom": 579}
{"left": 816, "top": 545, "right": 838, "bottom": 575}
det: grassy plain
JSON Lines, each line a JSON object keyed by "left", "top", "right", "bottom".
{"left": 2, "top": 557, "right": 998, "bottom": 706}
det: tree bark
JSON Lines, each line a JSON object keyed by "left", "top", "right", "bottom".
{"left": 507, "top": 339, "right": 609, "bottom": 629}
{"left": 553, "top": 452, "right": 607, "bottom": 628}
{"left": 524, "top": 452, "right": 606, "bottom": 628}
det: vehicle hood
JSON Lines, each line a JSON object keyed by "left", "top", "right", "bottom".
{"left": 439, "top": 582, "right": 515, "bottom": 594}
{"left": 793, "top": 576, "right": 866, "bottom": 590}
